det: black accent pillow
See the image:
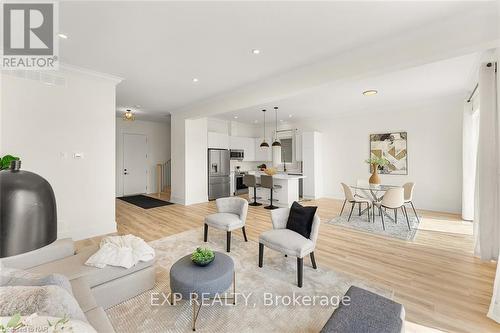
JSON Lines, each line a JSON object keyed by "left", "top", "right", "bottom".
{"left": 286, "top": 201, "right": 318, "bottom": 239}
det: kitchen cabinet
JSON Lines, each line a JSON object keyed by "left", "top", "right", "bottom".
{"left": 229, "top": 136, "right": 255, "bottom": 161}
{"left": 208, "top": 132, "right": 229, "bottom": 149}
{"left": 254, "top": 138, "right": 272, "bottom": 161}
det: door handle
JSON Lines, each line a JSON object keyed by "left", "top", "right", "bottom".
{"left": 124, "top": 168, "right": 128, "bottom": 175}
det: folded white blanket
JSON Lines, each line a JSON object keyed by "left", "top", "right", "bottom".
{"left": 85, "top": 235, "right": 155, "bottom": 269}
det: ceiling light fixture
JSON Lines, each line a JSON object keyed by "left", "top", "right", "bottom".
{"left": 272, "top": 106, "right": 281, "bottom": 147}
{"left": 123, "top": 109, "right": 135, "bottom": 121}
{"left": 362, "top": 89, "right": 378, "bottom": 96}
{"left": 289, "top": 114, "right": 293, "bottom": 118}
{"left": 234, "top": 116, "right": 238, "bottom": 119}
{"left": 260, "top": 109, "right": 269, "bottom": 148}
{"left": 192, "top": 78, "right": 199, "bottom": 83}
{"left": 58, "top": 33, "right": 68, "bottom": 39}
{"left": 252, "top": 49, "right": 261, "bottom": 54}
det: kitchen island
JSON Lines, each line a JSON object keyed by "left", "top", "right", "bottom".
{"left": 247, "top": 171, "right": 306, "bottom": 207}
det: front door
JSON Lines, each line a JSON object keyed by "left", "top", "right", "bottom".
{"left": 123, "top": 134, "right": 147, "bottom": 196}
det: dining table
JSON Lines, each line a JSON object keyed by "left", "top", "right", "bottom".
{"left": 349, "top": 183, "right": 402, "bottom": 222}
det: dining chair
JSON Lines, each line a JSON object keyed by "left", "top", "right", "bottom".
{"left": 373, "top": 188, "right": 411, "bottom": 231}
{"left": 403, "top": 182, "right": 420, "bottom": 223}
{"left": 340, "top": 183, "right": 372, "bottom": 222}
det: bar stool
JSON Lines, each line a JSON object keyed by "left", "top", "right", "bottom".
{"left": 243, "top": 174, "right": 262, "bottom": 206}
{"left": 260, "top": 175, "right": 279, "bottom": 210}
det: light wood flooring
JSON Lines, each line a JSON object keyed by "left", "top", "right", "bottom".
{"left": 77, "top": 191, "right": 499, "bottom": 333}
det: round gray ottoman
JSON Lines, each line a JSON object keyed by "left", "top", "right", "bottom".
{"left": 170, "top": 252, "right": 235, "bottom": 331}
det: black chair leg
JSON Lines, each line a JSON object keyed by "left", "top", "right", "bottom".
{"left": 242, "top": 226, "right": 248, "bottom": 242}
{"left": 258, "top": 243, "right": 264, "bottom": 267}
{"left": 403, "top": 206, "right": 411, "bottom": 231}
{"left": 339, "top": 199, "right": 347, "bottom": 216}
{"left": 249, "top": 187, "right": 262, "bottom": 206}
{"left": 226, "top": 231, "right": 231, "bottom": 252}
{"left": 297, "top": 257, "right": 303, "bottom": 288}
{"left": 264, "top": 189, "right": 278, "bottom": 210}
{"left": 310, "top": 252, "right": 317, "bottom": 269}
{"left": 410, "top": 201, "right": 420, "bottom": 223}
{"left": 394, "top": 209, "right": 398, "bottom": 224}
{"left": 348, "top": 203, "right": 355, "bottom": 222}
{"left": 204, "top": 224, "right": 208, "bottom": 242}
{"left": 358, "top": 203, "right": 361, "bottom": 216}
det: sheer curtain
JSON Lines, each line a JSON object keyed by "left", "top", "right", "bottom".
{"left": 462, "top": 100, "right": 479, "bottom": 221}
{"left": 474, "top": 61, "right": 499, "bottom": 261}
{"left": 472, "top": 60, "right": 500, "bottom": 323}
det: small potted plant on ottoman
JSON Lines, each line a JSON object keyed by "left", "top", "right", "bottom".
{"left": 191, "top": 247, "right": 215, "bottom": 266}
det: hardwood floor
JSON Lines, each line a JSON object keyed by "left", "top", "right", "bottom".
{"left": 77, "top": 191, "right": 499, "bottom": 333}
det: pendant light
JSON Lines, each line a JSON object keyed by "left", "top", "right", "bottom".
{"left": 123, "top": 109, "right": 135, "bottom": 121}
{"left": 272, "top": 106, "right": 281, "bottom": 147}
{"left": 260, "top": 109, "right": 269, "bottom": 148}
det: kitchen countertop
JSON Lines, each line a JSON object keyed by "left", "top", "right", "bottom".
{"left": 248, "top": 171, "right": 306, "bottom": 180}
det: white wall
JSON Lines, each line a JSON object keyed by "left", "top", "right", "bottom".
{"left": 116, "top": 119, "right": 170, "bottom": 196}
{"left": 170, "top": 115, "right": 208, "bottom": 205}
{"left": 294, "top": 98, "right": 463, "bottom": 213}
{"left": 1, "top": 67, "right": 121, "bottom": 240}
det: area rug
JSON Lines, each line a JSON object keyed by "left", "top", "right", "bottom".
{"left": 327, "top": 210, "right": 420, "bottom": 241}
{"left": 117, "top": 195, "right": 173, "bottom": 209}
{"left": 105, "top": 229, "right": 392, "bottom": 332}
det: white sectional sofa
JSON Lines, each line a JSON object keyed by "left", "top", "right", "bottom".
{"left": 1, "top": 238, "right": 156, "bottom": 332}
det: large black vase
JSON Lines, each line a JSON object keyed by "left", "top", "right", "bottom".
{"left": 0, "top": 160, "right": 57, "bottom": 258}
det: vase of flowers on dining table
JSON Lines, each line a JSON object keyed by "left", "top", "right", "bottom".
{"left": 365, "top": 156, "right": 389, "bottom": 184}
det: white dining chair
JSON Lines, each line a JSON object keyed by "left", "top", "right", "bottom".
{"left": 340, "top": 183, "right": 372, "bottom": 222}
{"left": 403, "top": 182, "right": 420, "bottom": 223}
{"left": 373, "top": 188, "right": 411, "bottom": 231}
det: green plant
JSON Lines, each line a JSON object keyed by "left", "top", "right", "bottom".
{"left": 0, "top": 155, "right": 20, "bottom": 170}
{"left": 365, "top": 156, "right": 389, "bottom": 166}
{"left": 0, "top": 313, "right": 24, "bottom": 333}
{"left": 191, "top": 247, "right": 215, "bottom": 263}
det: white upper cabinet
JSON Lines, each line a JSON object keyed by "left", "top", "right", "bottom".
{"left": 229, "top": 136, "right": 256, "bottom": 161}
{"left": 254, "top": 138, "right": 272, "bottom": 162}
{"left": 208, "top": 132, "right": 230, "bottom": 149}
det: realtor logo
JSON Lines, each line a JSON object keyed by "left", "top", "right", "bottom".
{"left": 1, "top": 1, "right": 59, "bottom": 69}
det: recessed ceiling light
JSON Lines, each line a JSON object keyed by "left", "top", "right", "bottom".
{"left": 58, "top": 33, "right": 68, "bottom": 39}
{"left": 280, "top": 119, "right": 283, "bottom": 122}
{"left": 135, "top": 104, "right": 141, "bottom": 108}
{"left": 234, "top": 116, "right": 238, "bottom": 119}
{"left": 362, "top": 90, "right": 378, "bottom": 96}
{"left": 192, "top": 78, "right": 199, "bottom": 83}
{"left": 252, "top": 49, "right": 261, "bottom": 54}
{"left": 289, "top": 114, "right": 293, "bottom": 118}
{"left": 253, "top": 120, "right": 258, "bottom": 124}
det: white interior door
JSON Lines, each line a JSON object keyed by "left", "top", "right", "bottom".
{"left": 123, "top": 134, "right": 147, "bottom": 196}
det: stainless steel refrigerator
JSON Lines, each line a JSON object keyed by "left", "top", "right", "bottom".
{"left": 208, "top": 149, "right": 230, "bottom": 200}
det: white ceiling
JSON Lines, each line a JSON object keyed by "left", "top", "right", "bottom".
{"left": 214, "top": 53, "right": 480, "bottom": 124}
{"left": 58, "top": 1, "right": 492, "bottom": 118}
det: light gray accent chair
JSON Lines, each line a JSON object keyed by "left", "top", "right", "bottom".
{"left": 204, "top": 197, "right": 249, "bottom": 252}
{"left": 0, "top": 238, "right": 157, "bottom": 333}
{"left": 258, "top": 207, "right": 320, "bottom": 287}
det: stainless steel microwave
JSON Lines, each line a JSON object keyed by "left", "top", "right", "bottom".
{"left": 230, "top": 149, "right": 244, "bottom": 160}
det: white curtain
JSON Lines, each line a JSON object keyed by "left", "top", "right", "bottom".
{"left": 474, "top": 61, "right": 499, "bottom": 261}
{"left": 462, "top": 100, "right": 479, "bottom": 221}
{"left": 473, "top": 60, "right": 500, "bottom": 323}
